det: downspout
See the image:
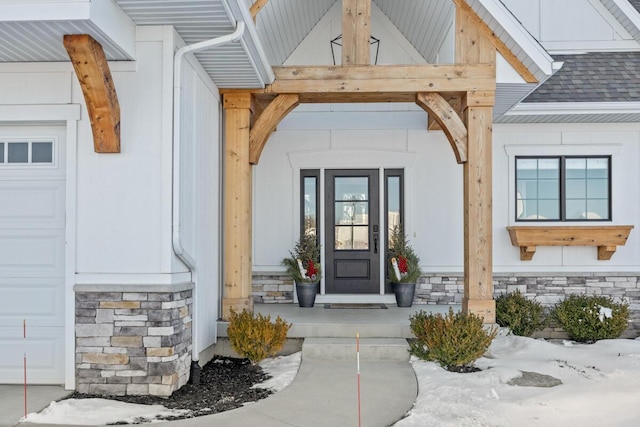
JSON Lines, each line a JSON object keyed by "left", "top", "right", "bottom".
{"left": 172, "top": 21, "right": 246, "bottom": 384}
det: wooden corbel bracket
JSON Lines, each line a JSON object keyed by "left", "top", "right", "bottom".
{"left": 64, "top": 34, "right": 121, "bottom": 153}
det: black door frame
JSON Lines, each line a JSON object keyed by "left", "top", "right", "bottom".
{"left": 324, "top": 169, "right": 380, "bottom": 294}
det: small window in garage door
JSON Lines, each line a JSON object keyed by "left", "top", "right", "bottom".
{"left": 0, "top": 140, "right": 54, "bottom": 165}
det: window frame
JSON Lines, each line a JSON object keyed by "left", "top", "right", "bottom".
{"left": 300, "top": 169, "right": 320, "bottom": 238}
{"left": 515, "top": 155, "right": 612, "bottom": 222}
{"left": 0, "top": 138, "right": 56, "bottom": 167}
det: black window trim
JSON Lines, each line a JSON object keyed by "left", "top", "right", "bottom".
{"left": 515, "top": 155, "right": 612, "bottom": 222}
{"left": 300, "top": 169, "right": 320, "bottom": 239}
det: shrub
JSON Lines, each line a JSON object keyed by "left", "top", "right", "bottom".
{"left": 409, "top": 307, "right": 497, "bottom": 371}
{"left": 282, "top": 234, "right": 322, "bottom": 282}
{"left": 496, "top": 290, "right": 546, "bottom": 337}
{"left": 227, "top": 309, "right": 292, "bottom": 365}
{"left": 551, "top": 294, "right": 629, "bottom": 343}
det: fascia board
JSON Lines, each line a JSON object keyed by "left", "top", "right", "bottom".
{"left": 224, "top": 0, "right": 275, "bottom": 86}
{"left": 507, "top": 101, "right": 640, "bottom": 116}
{"left": 602, "top": 0, "right": 640, "bottom": 41}
{"left": 0, "top": 1, "right": 91, "bottom": 21}
{"left": 89, "top": 0, "right": 136, "bottom": 60}
{"left": 0, "top": 0, "right": 135, "bottom": 60}
{"left": 476, "top": 0, "right": 555, "bottom": 80}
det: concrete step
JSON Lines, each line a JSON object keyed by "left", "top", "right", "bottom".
{"left": 302, "top": 337, "right": 410, "bottom": 361}
{"left": 217, "top": 321, "right": 413, "bottom": 339}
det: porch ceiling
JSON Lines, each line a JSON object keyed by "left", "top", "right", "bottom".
{"left": 0, "top": 0, "right": 554, "bottom": 96}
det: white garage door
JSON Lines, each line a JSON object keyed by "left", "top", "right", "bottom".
{"left": 0, "top": 125, "right": 66, "bottom": 384}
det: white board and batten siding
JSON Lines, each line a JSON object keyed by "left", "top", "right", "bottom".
{"left": 0, "top": 125, "right": 66, "bottom": 384}
{"left": 178, "top": 47, "right": 223, "bottom": 359}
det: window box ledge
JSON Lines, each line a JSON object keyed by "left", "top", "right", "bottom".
{"left": 506, "top": 225, "right": 634, "bottom": 261}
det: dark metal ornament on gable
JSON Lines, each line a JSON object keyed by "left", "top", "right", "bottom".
{"left": 330, "top": 34, "right": 380, "bottom": 65}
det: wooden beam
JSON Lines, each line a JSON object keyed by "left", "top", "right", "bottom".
{"left": 268, "top": 64, "right": 496, "bottom": 94}
{"left": 342, "top": 0, "right": 371, "bottom": 65}
{"left": 63, "top": 34, "right": 120, "bottom": 153}
{"left": 249, "top": 94, "right": 300, "bottom": 164}
{"left": 250, "top": 0, "right": 269, "bottom": 22}
{"left": 222, "top": 92, "right": 254, "bottom": 319}
{"left": 416, "top": 92, "right": 467, "bottom": 164}
{"left": 453, "top": 0, "right": 537, "bottom": 83}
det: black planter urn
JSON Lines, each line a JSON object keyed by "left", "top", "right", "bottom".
{"left": 393, "top": 282, "right": 416, "bottom": 307}
{"left": 295, "top": 281, "right": 319, "bottom": 307}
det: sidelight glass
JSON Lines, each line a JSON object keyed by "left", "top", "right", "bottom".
{"left": 302, "top": 174, "right": 318, "bottom": 236}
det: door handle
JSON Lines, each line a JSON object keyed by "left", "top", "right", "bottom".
{"left": 373, "top": 233, "right": 379, "bottom": 254}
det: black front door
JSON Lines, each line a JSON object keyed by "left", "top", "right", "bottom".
{"left": 325, "top": 169, "right": 380, "bottom": 293}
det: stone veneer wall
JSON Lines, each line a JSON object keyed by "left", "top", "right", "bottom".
{"left": 252, "top": 272, "right": 640, "bottom": 336}
{"left": 74, "top": 283, "right": 193, "bottom": 397}
{"left": 252, "top": 272, "right": 294, "bottom": 303}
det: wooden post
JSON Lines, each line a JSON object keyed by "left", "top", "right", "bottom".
{"left": 222, "top": 92, "right": 254, "bottom": 319}
{"left": 462, "top": 93, "right": 495, "bottom": 323}
{"left": 342, "top": 0, "right": 371, "bottom": 65}
{"left": 456, "top": 4, "right": 496, "bottom": 323}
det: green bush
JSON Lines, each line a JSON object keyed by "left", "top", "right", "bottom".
{"left": 409, "top": 307, "right": 497, "bottom": 371}
{"left": 551, "top": 294, "right": 629, "bottom": 343}
{"left": 496, "top": 290, "right": 546, "bottom": 337}
{"left": 227, "top": 309, "right": 292, "bottom": 365}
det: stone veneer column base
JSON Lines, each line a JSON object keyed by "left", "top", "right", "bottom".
{"left": 74, "top": 283, "right": 193, "bottom": 397}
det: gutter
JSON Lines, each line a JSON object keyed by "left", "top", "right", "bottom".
{"left": 172, "top": 20, "right": 246, "bottom": 384}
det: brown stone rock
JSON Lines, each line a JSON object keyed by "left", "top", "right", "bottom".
{"left": 82, "top": 353, "right": 129, "bottom": 365}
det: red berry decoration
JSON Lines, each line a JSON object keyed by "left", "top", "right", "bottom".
{"left": 306, "top": 260, "right": 317, "bottom": 278}
{"left": 398, "top": 256, "right": 408, "bottom": 273}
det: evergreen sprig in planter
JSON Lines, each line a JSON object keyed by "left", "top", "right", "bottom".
{"left": 282, "top": 234, "right": 322, "bottom": 307}
{"left": 388, "top": 226, "right": 422, "bottom": 307}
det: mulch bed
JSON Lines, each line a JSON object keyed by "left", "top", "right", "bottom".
{"left": 67, "top": 356, "right": 272, "bottom": 423}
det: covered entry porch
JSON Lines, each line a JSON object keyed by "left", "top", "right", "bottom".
{"left": 220, "top": 0, "right": 516, "bottom": 324}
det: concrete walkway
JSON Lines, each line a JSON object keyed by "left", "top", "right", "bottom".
{"left": 13, "top": 357, "right": 417, "bottom": 427}
{"left": 0, "top": 385, "right": 71, "bottom": 427}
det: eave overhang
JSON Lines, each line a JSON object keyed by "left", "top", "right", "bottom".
{"left": 0, "top": 0, "right": 136, "bottom": 61}
{"left": 473, "top": 0, "right": 556, "bottom": 82}
{"left": 496, "top": 101, "right": 640, "bottom": 123}
{"left": 600, "top": 0, "right": 640, "bottom": 43}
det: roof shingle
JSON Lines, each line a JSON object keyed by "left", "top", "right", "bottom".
{"left": 523, "top": 52, "right": 640, "bottom": 103}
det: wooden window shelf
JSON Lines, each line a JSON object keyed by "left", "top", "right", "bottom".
{"left": 506, "top": 225, "right": 634, "bottom": 261}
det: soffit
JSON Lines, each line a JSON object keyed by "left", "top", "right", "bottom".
{"left": 115, "top": 0, "right": 266, "bottom": 88}
{"left": 0, "top": 1, "right": 557, "bottom": 92}
{"left": 0, "top": 20, "right": 130, "bottom": 62}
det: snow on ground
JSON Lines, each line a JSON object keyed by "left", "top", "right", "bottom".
{"left": 21, "top": 352, "right": 301, "bottom": 425}
{"left": 396, "top": 336, "right": 640, "bottom": 427}
{"left": 21, "top": 338, "right": 640, "bottom": 426}
{"left": 253, "top": 351, "right": 301, "bottom": 392}
{"left": 21, "top": 398, "right": 190, "bottom": 425}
